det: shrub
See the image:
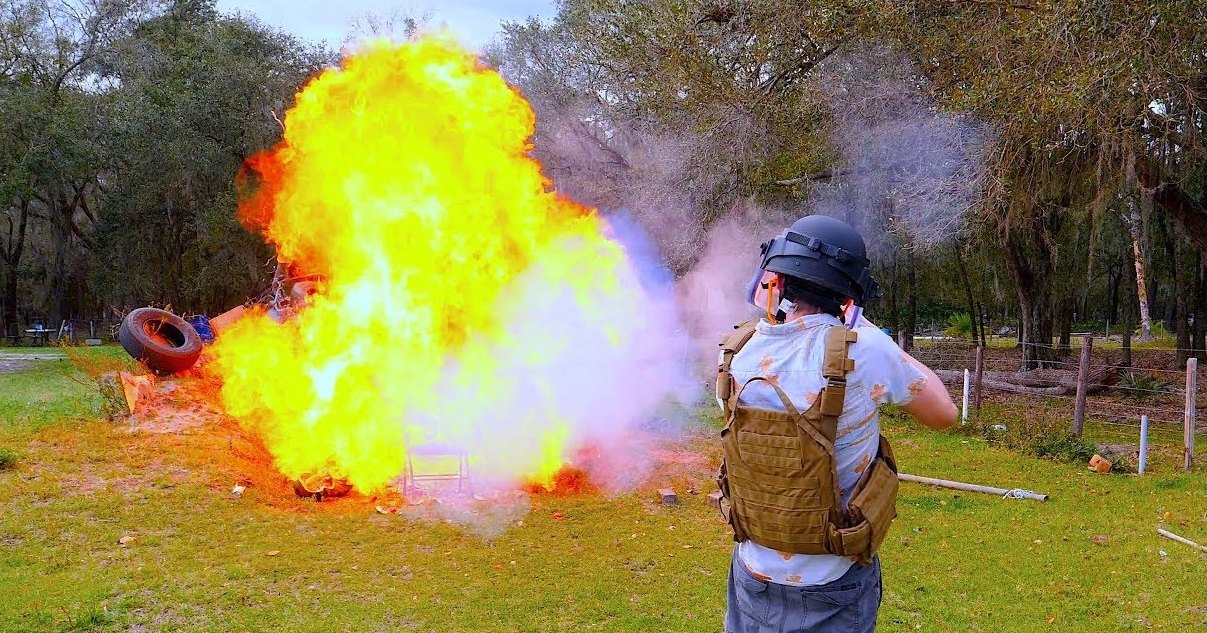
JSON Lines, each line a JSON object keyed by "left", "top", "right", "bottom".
{"left": 1118, "top": 370, "right": 1171, "bottom": 402}
{"left": 956, "top": 406, "right": 1099, "bottom": 465}
{"left": 944, "top": 312, "right": 974, "bottom": 339}
{"left": 1134, "top": 322, "right": 1170, "bottom": 338}
{"left": 0, "top": 447, "right": 17, "bottom": 470}
{"left": 1028, "top": 433, "right": 1096, "bottom": 462}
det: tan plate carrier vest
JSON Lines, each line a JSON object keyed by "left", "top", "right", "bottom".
{"left": 715, "top": 320, "right": 899, "bottom": 566}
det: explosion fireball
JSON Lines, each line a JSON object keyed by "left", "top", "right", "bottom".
{"left": 207, "top": 36, "right": 680, "bottom": 493}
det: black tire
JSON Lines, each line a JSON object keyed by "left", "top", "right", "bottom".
{"left": 119, "top": 308, "right": 203, "bottom": 375}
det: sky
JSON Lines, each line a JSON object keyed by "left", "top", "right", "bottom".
{"left": 214, "top": 0, "right": 555, "bottom": 51}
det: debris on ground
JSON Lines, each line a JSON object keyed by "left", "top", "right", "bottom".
{"left": 291, "top": 473, "right": 352, "bottom": 500}
{"left": 232, "top": 484, "right": 246, "bottom": 497}
{"left": 1088, "top": 454, "right": 1112, "bottom": 474}
{"left": 658, "top": 488, "right": 679, "bottom": 506}
{"left": 118, "top": 307, "right": 204, "bottom": 375}
{"left": 120, "top": 372, "right": 155, "bottom": 414}
{"left": 208, "top": 304, "right": 247, "bottom": 334}
{"left": 118, "top": 535, "right": 135, "bottom": 546}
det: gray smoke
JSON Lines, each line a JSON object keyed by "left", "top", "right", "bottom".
{"left": 675, "top": 204, "right": 790, "bottom": 367}
{"left": 508, "top": 45, "right": 989, "bottom": 373}
{"left": 809, "top": 50, "right": 992, "bottom": 253}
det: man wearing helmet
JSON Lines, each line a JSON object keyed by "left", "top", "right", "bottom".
{"left": 717, "top": 215, "right": 957, "bottom": 633}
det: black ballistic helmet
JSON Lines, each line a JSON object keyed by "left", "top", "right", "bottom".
{"left": 759, "top": 215, "right": 880, "bottom": 305}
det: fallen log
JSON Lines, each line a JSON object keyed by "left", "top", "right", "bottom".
{"left": 935, "top": 366, "right": 1120, "bottom": 396}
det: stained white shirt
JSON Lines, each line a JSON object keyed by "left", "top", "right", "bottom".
{"left": 725, "top": 313, "right": 926, "bottom": 586}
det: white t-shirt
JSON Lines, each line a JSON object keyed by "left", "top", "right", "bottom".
{"left": 725, "top": 313, "right": 926, "bottom": 586}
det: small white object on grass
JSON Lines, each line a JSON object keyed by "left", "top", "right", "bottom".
{"left": 1157, "top": 527, "right": 1207, "bottom": 554}
{"left": 899, "top": 473, "right": 1047, "bottom": 501}
{"left": 232, "top": 484, "right": 245, "bottom": 496}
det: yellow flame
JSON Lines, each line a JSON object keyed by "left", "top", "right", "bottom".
{"left": 207, "top": 36, "right": 645, "bottom": 492}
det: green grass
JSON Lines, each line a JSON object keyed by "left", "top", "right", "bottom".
{"left": 0, "top": 351, "right": 1204, "bottom": 632}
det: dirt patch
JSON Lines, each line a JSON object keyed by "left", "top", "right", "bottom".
{"left": 52, "top": 461, "right": 191, "bottom": 496}
{"left": 124, "top": 379, "right": 227, "bottom": 434}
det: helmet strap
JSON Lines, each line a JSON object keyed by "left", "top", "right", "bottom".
{"left": 762, "top": 274, "right": 795, "bottom": 324}
{"left": 763, "top": 275, "right": 779, "bottom": 323}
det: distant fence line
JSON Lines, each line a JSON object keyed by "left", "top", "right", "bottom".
{"left": 2, "top": 317, "right": 123, "bottom": 346}
{"left": 913, "top": 337, "right": 1202, "bottom": 474}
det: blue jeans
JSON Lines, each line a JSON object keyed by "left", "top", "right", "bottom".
{"left": 725, "top": 548, "right": 882, "bottom": 633}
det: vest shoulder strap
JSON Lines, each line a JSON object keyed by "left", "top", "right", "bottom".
{"left": 823, "top": 326, "right": 858, "bottom": 378}
{"left": 716, "top": 318, "right": 760, "bottom": 412}
{"left": 719, "top": 318, "right": 760, "bottom": 359}
{"left": 814, "top": 326, "right": 859, "bottom": 438}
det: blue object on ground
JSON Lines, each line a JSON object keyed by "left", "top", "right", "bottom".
{"left": 186, "top": 315, "right": 216, "bottom": 343}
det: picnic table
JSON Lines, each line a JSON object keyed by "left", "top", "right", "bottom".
{"left": 24, "top": 329, "right": 52, "bottom": 346}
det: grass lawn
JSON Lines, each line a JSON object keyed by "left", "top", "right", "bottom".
{"left": 0, "top": 348, "right": 1204, "bottom": 632}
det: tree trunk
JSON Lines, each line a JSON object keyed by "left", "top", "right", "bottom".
{"left": 1162, "top": 286, "right": 1176, "bottom": 333}
{"left": 1056, "top": 297, "right": 1074, "bottom": 352}
{"left": 1106, "top": 266, "right": 1120, "bottom": 326}
{"left": 1004, "top": 219, "right": 1058, "bottom": 370}
{"left": 1135, "top": 157, "right": 1207, "bottom": 253}
{"left": 1120, "top": 216, "right": 1136, "bottom": 367}
{"left": 902, "top": 247, "right": 917, "bottom": 351}
{"left": 976, "top": 300, "right": 988, "bottom": 345}
{"left": 47, "top": 188, "right": 74, "bottom": 326}
{"left": 1195, "top": 251, "right": 1206, "bottom": 361}
{"left": 1019, "top": 293, "right": 1056, "bottom": 369}
{"left": 887, "top": 252, "right": 899, "bottom": 338}
{"left": 1, "top": 199, "right": 30, "bottom": 336}
{"left": 2, "top": 272, "right": 16, "bottom": 337}
{"left": 1174, "top": 241, "right": 1192, "bottom": 362}
{"left": 1125, "top": 196, "right": 1154, "bottom": 341}
{"left": 953, "top": 243, "right": 980, "bottom": 346}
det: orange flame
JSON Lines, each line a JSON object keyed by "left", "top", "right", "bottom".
{"left": 207, "top": 36, "right": 659, "bottom": 492}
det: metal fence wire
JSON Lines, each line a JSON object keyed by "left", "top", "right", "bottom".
{"left": 910, "top": 338, "right": 1204, "bottom": 475}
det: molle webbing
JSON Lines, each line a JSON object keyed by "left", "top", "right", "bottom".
{"left": 716, "top": 319, "right": 759, "bottom": 409}
{"left": 716, "top": 323, "right": 896, "bottom": 562}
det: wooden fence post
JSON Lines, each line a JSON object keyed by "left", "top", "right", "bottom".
{"left": 1072, "top": 336, "right": 1093, "bottom": 438}
{"left": 1185, "top": 357, "right": 1197, "bottom": 472}
{"left": 974, "top": 345, "right": 985, "bottom": 414}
